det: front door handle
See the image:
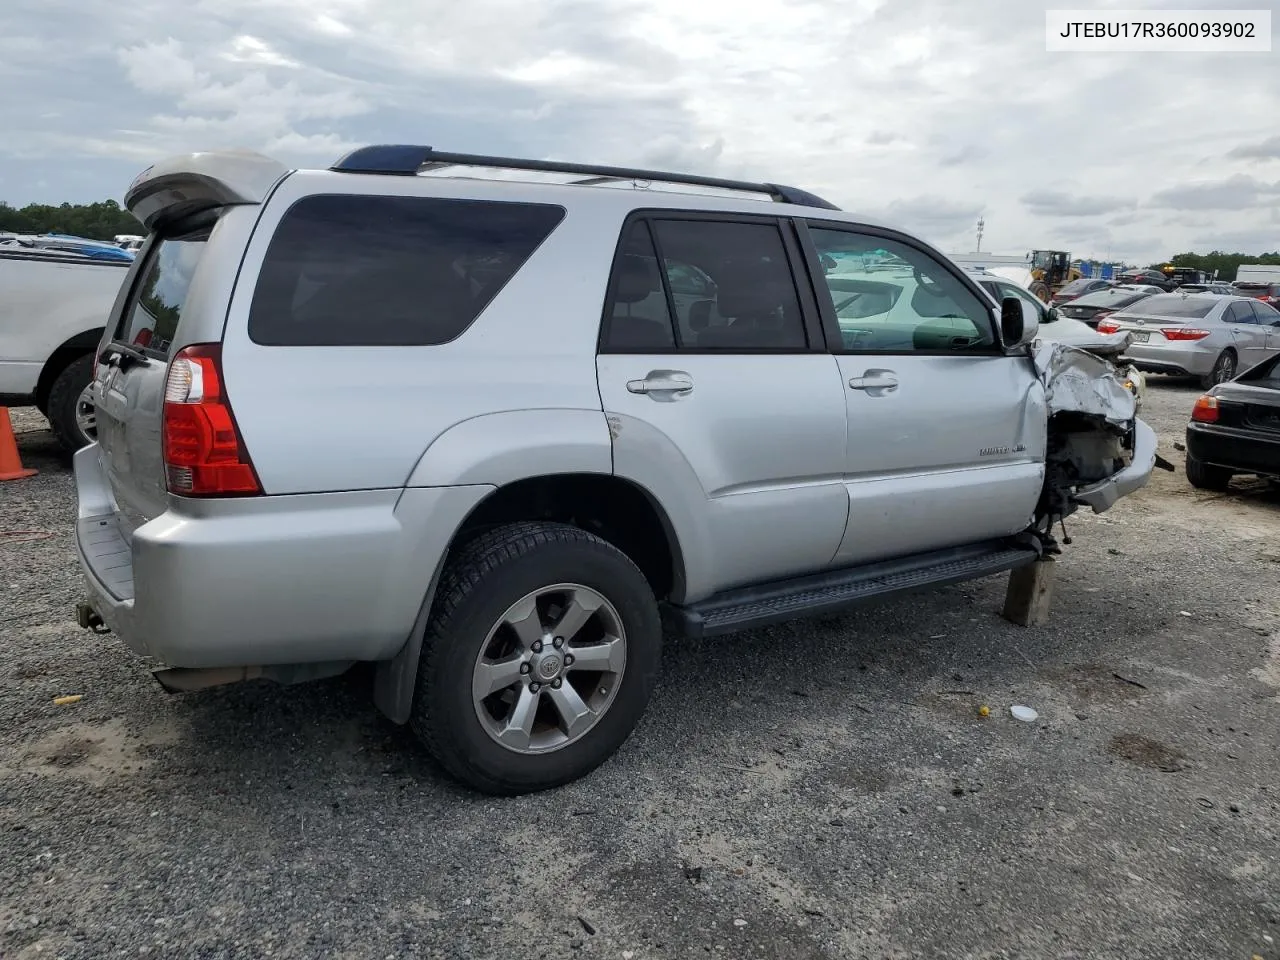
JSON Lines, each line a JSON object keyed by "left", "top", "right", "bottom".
{"left": 848, "top": 370, "right": 898, "bottom": 392}
{"left": 627, "top": 370, "right": 694, "bottom": 400}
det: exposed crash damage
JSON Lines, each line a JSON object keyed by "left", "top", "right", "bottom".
{"left": 1029, "top": 337, "right": 1166, "bottom": 553}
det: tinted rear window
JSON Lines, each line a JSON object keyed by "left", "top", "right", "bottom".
{"left": 1071, "top": 289, "right": 1148, "bottom": 308}
{"left": 1124, "top": 294, "right": 1216, "bottom": 319}
{"left": 1058, "top": 279, "right": 1098, "bottom": 294}
{"left": 115, "top": 230, "right": 210, "bottom": 359}
{"left": 248, "top": 195, "right": 565, "bottom": 346}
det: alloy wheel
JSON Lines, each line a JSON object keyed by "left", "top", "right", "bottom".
{"left": 472, "top": 583, "right": 627, "bottom": 754}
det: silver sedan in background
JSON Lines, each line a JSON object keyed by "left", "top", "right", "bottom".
{"left": 1101, "top": 293, "right": 1280, "bottom": 387}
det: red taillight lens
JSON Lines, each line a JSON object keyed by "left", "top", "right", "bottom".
{"left": 1191, "top": 394, "right": 1219, "bottom": 423}
{"left": 1161, "top": 328, "right": 1210, "bottom": 341}
{"left": 1097, "top": 320, "right": 1120, "bottom": 334}
{"left": 162, "top": 344, "right": 261, "bottom": 496}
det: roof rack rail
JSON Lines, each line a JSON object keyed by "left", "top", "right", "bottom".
{"left": 329, "top": 144, "right": 840, "bottom": 211}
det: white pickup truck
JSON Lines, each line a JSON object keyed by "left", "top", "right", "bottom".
{"left": 0, "top": 244, "right": 133, "bottom": 451}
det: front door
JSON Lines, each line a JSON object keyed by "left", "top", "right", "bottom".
{"left": 596, "top": 216, "right": 849, "bottom": 600}
{"left": 801, "top": 223, "right": 1047, "bottom": 567}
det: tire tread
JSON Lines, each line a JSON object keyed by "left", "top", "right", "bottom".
{"left": 411, "top": 521, "right": 651, "bottom": 794}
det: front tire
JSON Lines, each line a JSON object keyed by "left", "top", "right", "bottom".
{"left": 411, "top": 521, "right": 662, "bottom": 795}
{"left": 1030, "top": 281, "right": 1050, "bottom": 303}
{"left": 1185, "top": 455, "right": 1232, "bottom": 491}
{"left": 46, "top": 354, "right": 96, "bottom": 453}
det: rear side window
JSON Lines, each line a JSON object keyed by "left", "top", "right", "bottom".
{"left": 248, "top": 195, "right": 565, "bottom": 346}
{"left": 116, "top": 231, "right": 210, "bottom": 359}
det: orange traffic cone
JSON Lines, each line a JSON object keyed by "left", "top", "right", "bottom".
{"left": 0, "top": 407, "right": 38, "bottom": 481}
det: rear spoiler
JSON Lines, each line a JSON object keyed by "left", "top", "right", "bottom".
{"left": 124, "top": 150, "right": 290, "bottom": 232}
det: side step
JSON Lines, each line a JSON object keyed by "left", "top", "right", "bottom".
{"left": 662, "top": 540, "right": 1040, "bottom": 639}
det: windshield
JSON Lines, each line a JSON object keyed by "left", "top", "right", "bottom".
{"left": 1123, "top": 294, "right": 1216, "bottom": 319}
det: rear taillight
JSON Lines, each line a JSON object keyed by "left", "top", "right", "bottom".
{"left": 1191, "top": 394, "right": 1219, "bottom": 423}
{"left": 1094, "top": 310, "right": 1114, "bottom": 322}
{"left": 1097, "top": 320, "right": 1120, "bottom": 334}
{"left": 1161, "top": 328, "right": 1210, "bottom": 341}
{"left": 162, "top": 344, "right": 261, "bottom": 496}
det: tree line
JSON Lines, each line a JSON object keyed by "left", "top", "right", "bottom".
{"left": 4, "top": 199, "right": 1278, "bottom": 280}
{"left": 0, "top": 200, "right": 141, "bottom": 241}
{"left": 1151, "top": 251, "right": 1280, "bottom": 281}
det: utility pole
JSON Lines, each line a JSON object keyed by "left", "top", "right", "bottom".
{"left": 976, "top": 217, "right": 985, "bottom": 253}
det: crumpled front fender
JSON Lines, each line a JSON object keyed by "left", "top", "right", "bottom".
{"left": 1033, "top": 340, "right": 1137, "bottom": 428}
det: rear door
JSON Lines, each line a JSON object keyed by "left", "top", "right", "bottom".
{"left": 93, "top": 224, "right": 213, "bottom": 532}
{"left": 1255, "top": 300, "right": 1280, "bottom": 353}
{"left": 596, "top": 215, "right": 849, "bottom": 596}
{"left": 1224, "top": 299, "right": 1269, "bottom": 367}
{"left": 801, "top": 222, "right": 1046, "bottom": 567}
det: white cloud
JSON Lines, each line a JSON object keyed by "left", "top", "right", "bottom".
{"left": 0, "top": 0, "right": 1277, "bottom": 262}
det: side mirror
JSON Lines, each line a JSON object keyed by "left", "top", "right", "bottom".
{"left": 1045, "top": 305, "right": 1061, "bottom": 323}
{"left": 1000, "top": 296, "right": 1039, "bottom": 348}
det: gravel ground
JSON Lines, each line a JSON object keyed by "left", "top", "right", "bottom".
{"left": 2, "top": 382, "right": 1279, "bottom": 960}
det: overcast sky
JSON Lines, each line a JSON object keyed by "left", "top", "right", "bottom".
{"left": 1, "top": 0, "right": 1276, "bottom": 263}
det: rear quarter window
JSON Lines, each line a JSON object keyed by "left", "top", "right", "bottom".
{"left": 247, "top": 194, "right": 565, "bottom": 346}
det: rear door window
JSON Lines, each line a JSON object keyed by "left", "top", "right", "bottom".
{"left": 115, "top": 230, "right": 210, "bottom": 359}
{"left": 248, "top": 195, "right": 565, "bottom": 346}
{"left": 1227, "top": 301, "right": 1256, "bottom": 324}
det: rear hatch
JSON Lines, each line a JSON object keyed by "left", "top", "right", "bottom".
{"left": 94, "top": 226, "right": 214, "bottom": 533}
{"left": 90, "top": 151, "right": 288, "bottom": 537}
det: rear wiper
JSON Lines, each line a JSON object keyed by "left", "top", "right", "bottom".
{"left": 101, "top": 342, "right": 152, "bottom": 369}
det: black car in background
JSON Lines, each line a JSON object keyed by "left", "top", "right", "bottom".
{"left": 1116, "top": 269, "right": 1175, "bottom": 291}
{"left": 1186, "top": 351, "right": 1280, "bottom": 491}
{"left": 1048, "top": 277, "right": 1114, "bottom": 306}
{"left": 1054, "top": 285, "right": 1162, "bottom": 327}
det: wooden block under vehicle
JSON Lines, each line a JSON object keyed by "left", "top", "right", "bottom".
{"left": 1002, "top": 558, "right": 1057, "bottom": 627}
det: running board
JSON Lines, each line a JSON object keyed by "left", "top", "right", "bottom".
{"left": 662, "top": 540, "right": 1040, "bottom": 639}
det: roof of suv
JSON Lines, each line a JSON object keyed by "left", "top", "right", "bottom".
{"left": 126, "top": 144, "right": 897, "bottom": 234}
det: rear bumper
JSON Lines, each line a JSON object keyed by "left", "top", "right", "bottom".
{"left": 1073, "top": 418, "right": 1157, "bottom": 513}
{"left": 1122, "top": 343, "right": 1213, "bottom": 377}
{"left": 73, "top": 443, "right": 493, "bottom": 668}
{"left": 1186, "top": 422, "right": 1280, "bottom": 478}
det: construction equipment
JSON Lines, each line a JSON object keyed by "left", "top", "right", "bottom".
{"left": 1028, "top": 250, "right": 1082, "bottom": 302}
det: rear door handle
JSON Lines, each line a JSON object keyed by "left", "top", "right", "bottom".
{"left": 848, "top": 371, "right": 898, "bottom": 392}
{"left": 627, "top": 370, "right": 694, "bottom": 400}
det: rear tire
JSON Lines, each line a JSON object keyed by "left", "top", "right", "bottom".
{"left": 1185, "top": 455, "right": 1232, "bottom": 492}
{"left": 46, "top": 354, "right": 96, "bottom": 453}
{"left": 1201, "top": 349, "right": 1236, "bottom": 388}
{"left": 411, "top": 521, "right": 662, "bottom": 795}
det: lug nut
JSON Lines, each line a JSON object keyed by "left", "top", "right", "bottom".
{"left": 519, "top": 663, "right": 530, "bottom": 675}
{"left": 529, "top": 682, "right": 542, "bottom": 693}
{"left": 552, "top": 678, "right": 562, "bottom": 689}
{"left": 531, "top": 640, "right": 543, "bottom": 653}
{"left": 552, "top": 636, "right": 564, "bottom": 649}
{"left": 564, "top": 654, "right": 575, "bottom": 666}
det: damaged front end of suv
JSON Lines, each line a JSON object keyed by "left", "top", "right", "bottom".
{"left": 1029, "top": 338, "right": 1164, "bottom": 552}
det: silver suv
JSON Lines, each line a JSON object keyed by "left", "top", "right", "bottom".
{"left": 73, "top": 145, "right": 1156, "bottom": 794}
